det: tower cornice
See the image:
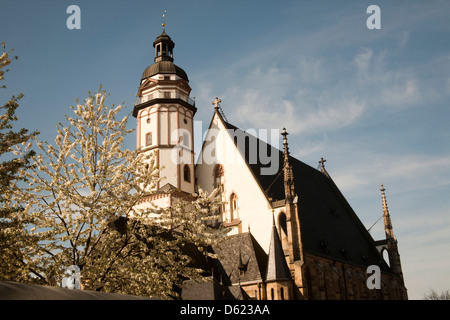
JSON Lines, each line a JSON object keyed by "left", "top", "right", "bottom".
{"left": 139, "top": 78, "right": 191, "bottom": 97}
{"left": 133, "top": 98, "right": 197, "bottom": 118}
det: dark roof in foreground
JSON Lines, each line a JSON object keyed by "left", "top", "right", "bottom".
{"left": 212, "top": 232, "right": 268, "bottom": 286}
{"left": 181, "top": 279, "right": 245, "bottom": 300}
{"left": 0, "top": 281, "right": 155, "bottom": 300}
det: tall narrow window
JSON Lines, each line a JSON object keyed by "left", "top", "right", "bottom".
{"left": 382, "top": 248, "right": 390, "bottom": 267}
{"left": 145, "top": 132, "right": 152, "bottom": 146}
{"left": 230, "top": 193, "right": 238, "bottom": 221}
{"left": 183, "top": 164, "right": 190, "bottom": 182}
{"left": 214, "top": 164, "right": 225, "bottom": 221}
{"left": 214, "top": 164, "right": 224, "bottom": 188}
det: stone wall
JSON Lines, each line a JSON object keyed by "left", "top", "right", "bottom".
{"left": 298, "top": 254, "right": 407, "bottom": 300}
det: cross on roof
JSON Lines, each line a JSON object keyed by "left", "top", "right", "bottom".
{"left": 212, "top": 97, "right": 222, "bottom": 109}
{"left": 319, "top": 157, "right": 326, "bottom": 171}
{"left": 212, "top": 97, "right": 228, "bottom": 122}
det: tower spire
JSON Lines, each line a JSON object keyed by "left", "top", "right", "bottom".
{"left": 381, "top": 184, "right": 394, "bottom": 239}
{"left": 379, "top": 185, "right": 405, "bottom": 285}
{"left": 281, "top": 128, "right": 295, "bottom": 202}
{"left": 280, "top": 128, "right": 302, "bottom": 266}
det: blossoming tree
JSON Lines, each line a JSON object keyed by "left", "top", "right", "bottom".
{"left": 0, "top": 44, "right": 39, "bottom": 282}
{"left": 5, "top": 87, "right": 225, "bottom": 299}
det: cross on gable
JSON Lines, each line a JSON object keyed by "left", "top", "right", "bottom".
{"left": 319, "top": 157, "right": 326, "bottom": 170}
{"left": 212, "top": 97, "right": 222, "bottom": 109}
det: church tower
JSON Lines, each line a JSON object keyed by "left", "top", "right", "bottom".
{"left": 133, "top": 24, "right": 197, "bottom": 195}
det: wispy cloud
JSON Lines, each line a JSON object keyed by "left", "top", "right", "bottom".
{"left": 351, "top": 47, "right": 428, "bottom": 109}
{"left": 195, "top": 41, "right": 444, "bottom": 141}
{"left": 332, "top": 151, "right": 450, "bottom": 196}
{"left": 207, "top": 56, "right": 368, "bottom": 135}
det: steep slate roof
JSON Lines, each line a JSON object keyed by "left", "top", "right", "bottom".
{"left": 219, "top": 114, "right": 390, "bottom": 272}
{"left": 180, "top": 233, "right": 263, "bottom": 299}
{"left": 181, "top": 279, "right": 240, "bottom": 300}
{"left": 212, "top": 232, "right": 268, "bottom": 285}
{"left": 266, "top": 218, "right": 292, "bottom": 282}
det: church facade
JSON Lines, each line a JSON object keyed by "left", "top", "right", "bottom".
{"left": 132, "top": 27, "right": 408, "bottom": 300}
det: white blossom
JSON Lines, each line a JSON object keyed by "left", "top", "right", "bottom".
{"left": 4, "top": 88, "right": 226, "bottom": 299}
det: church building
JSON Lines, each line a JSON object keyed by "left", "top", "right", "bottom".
{"left": 132, "top": 25, "right": 408, "bottom": 300}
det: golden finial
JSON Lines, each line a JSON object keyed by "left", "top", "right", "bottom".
{"left": 162, "top": 10, "right": 166, "bottom": 31}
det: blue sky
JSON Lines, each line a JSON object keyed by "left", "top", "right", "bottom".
{"left": 1, "top": 0, "right": 450, "bottom": 299}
